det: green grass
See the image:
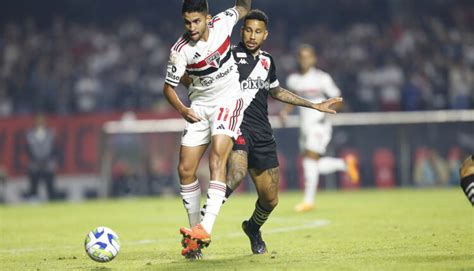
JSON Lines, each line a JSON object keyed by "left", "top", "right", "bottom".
{"left": 1, "top": 188, "right": 473, "bottom": 270}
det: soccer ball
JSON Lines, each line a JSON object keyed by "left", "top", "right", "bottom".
{"left": 84, "top": 226, "right": 120, "bottom": 262}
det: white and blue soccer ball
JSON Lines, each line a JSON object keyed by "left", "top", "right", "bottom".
{"left": 84, "top": 226, "right": 120, "bottom": 262}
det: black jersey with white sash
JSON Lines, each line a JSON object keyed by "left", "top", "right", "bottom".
{"left": 232, "top": 42, "right": 279, "bottom": 141}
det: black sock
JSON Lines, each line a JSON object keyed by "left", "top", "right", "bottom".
{"left": 248, "top": 200, "right": 273, "bottom": 232}
{"left": 224, "top": 185, "right": 234, "bottom": 203}
{"left": 460, "top": 174, "right": 474, "bottom": 206}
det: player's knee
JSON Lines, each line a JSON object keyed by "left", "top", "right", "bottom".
{"left": 177, "top": 163, "right": 194, "bottom": 180}
{"left": 261, "top": 195, "right": 278, "bottom": 210}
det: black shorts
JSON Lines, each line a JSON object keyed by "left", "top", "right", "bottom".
{"left": 233, "top": 130, "right": 279, "bottom": 171}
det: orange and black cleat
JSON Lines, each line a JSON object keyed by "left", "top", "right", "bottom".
{"left": 181, "top": 237, "right": 203, "bottom": 260}
{"left": 179, "top": 224, "right": 211, "bottom": 248}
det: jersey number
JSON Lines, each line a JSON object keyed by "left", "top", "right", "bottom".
{"left": 217, "top": 108, "right": 229, "bottom": 121}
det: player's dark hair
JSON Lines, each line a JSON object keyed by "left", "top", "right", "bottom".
{"left": 243, "top": 9, "right": 269, "bottom": 26}
{"left": 182, "top": 0, "right": 209, "bottom": 14}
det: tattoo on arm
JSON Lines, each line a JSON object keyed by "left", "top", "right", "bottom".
{"left": 270, "top": 86, "right": 314, "bottom": 108}
{"left": 226, "top": 150, "right": 248, "bottom": 190}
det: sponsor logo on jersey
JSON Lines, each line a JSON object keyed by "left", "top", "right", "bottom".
{"left": 200, "top": 76, "right": 214, "bottom": 87}
{"left": 193, "top": 52, "right": 201, "bottom": 60}
{"left": 237, "top": 59, "right": 248, "bottom": 65}
{"left": 198, "top": 64, "right": 234, "bottom": 87}
{"left": 216, "top": 124, "right": 225, "bottom": 130}
{"left": 205, "top": 51, "right": 221, "bottom": 68}
{"left": 240, "top": 77, "right": 270, "bottom": 91}
{"left": 236, "top": 52, "right": 247, "bottom": 58}
{"left": 167, "top": 71, "right": 180, "bottom": 82}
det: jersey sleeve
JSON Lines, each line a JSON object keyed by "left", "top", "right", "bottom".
{"left": 213, "top": 7, "right": 239, "bottom": 35}
{"left": 269, "top": 56, "right": 280, "bottom": 88}
{"left": 165, "top": 49, "right": 187, "bottom": 87}
{"left": 324, "top": 74, "right": 341, "bottom": 98}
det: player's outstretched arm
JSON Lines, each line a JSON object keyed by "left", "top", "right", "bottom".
{"left": 163, "top": 83, "right": 202, "bottom": 123}
{"left": 234, "top": 0, "right": 252, "bottom": 20}
{"left": 270, "top": 86, "right": 343, "bottom": 114}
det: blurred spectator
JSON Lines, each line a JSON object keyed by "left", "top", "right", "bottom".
{"left": 0, "top": 0, "right": 472, "bottom": 115}
{"left": 23, "top": 114, "right": 59, "bottom": 200}
{"left": 413, "top": 148, "right": 450, "bottom": 187}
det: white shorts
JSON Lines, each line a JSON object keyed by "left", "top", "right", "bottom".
{"left": 181, "top": 98, "right": 246, "bottom": 147}
{"left": 299, "top": 121, "right": 332, "bottom": 154}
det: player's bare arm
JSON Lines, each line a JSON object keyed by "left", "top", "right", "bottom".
{"left": 234, "top": 0, "right": 252, "bottom": 19}
{"left": 163, "top": 83, "right": 202, "bottom": 123}
{"left": 270, "top": 86, "right": 343, "bottom": 114}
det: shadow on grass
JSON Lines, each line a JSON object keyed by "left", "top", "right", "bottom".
{"left": 141, "top": 254, "right": 274, "bottom": 270}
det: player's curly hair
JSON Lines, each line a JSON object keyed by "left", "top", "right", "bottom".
{"left": 244, "top": 9, "right": 269, "bottom": 26}
{"left": 182, "top": 0, "right": 209, "bottom": 14}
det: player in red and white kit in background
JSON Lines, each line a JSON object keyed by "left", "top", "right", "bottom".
{"left": 162, "top": 0, "right": 252, "bottom": 258}
{"left": 280, "top": 45, "right": 360, "bottom": 212}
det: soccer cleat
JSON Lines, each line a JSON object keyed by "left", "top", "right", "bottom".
{"left": 179, "top": 224, "right": 211, "bottom": 247}
{"left": 345, "top": 154, "right": 360, "bottom": 184}
{"left": 294, "top": 202, "right": 314, "bottom": 212}
{"left": 181, "top": 238, "right": 203, "bottom": 260}
{"left": 241, "top": 220, "right": 267, "bottom": 254}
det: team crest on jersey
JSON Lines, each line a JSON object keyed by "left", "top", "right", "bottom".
{"left": 261, "top": 58, "right": 269, "bottom": 71}
{"left": 205, "top": 51, "right": 221, "bottom": 68}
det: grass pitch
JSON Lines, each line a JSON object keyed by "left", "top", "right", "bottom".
{"left": 0, "top": 188, "right": 473, "bottom": 270}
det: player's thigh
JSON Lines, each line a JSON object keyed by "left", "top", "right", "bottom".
{"left": 181, "top": 105, "right": 211, "bottom": 147}
{"left": 227, "top": 150, "right": 249, "bottom": 190}
{"left": 249, "top": 167, "right": 280, "bottom": 204}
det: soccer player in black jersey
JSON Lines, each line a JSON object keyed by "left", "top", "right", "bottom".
{"left": 182, "top": 10, "right": 341, "bottom": 256}
{"left": 225, "top": 10, "right": 341, "bottom": 254}
{"left": 460, "top": 155, "right": 474, "bottom": 206}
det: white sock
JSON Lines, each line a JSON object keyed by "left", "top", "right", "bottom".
{"left": 303, "top": 157, "right": 319, "bottom": 204}
{"left": 201, "top": 181, "right": 226, "bottom": 234}
{"left": 318, "top": 157, "right": 347, "bottom": 174}
{"left": 180, "top": 180, "right": 201, "bottom": 228}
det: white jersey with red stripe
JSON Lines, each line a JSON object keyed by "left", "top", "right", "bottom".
{"left": 287, "top": 67, "right": 341, "bottom": 153}
{"left": 286, "top": 67, "right": 341, "bottom": 125}
{"left": 165, "top": 8, "right": 242, "bottom": 106}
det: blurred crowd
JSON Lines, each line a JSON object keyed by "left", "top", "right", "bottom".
{"left": 0, "top": 0, "right": 472, "bottom": 117}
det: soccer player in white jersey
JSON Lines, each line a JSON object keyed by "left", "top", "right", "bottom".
{"left": 162, "top": 0, "right": 251, "bottom": 258}
{"left": 280, "top": 44, "right": 360, "bottom": 212}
